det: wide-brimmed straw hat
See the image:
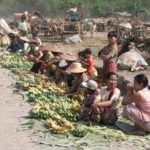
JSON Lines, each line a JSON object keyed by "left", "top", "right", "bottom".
{"left": 67, "top": 62, "right": 86, "bottom": 73}
{"left": 20, "top": 36, "right": 29, "bottom": 42}
{"left": 60, "top": 53, "right": 77, "bottom": 61}
{"left": 39, "top": 44, "right": 61, "bottom": 53}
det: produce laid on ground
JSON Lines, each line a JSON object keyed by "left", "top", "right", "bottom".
{"left": 0, "top": 53, "right": 150, "bottom": 150}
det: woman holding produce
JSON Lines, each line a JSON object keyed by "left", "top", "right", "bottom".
{"left": 122, "top": 74, "right": 150, "bottom": 135}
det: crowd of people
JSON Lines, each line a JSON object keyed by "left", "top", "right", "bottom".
{"left": 6, "top": 14, "right": 150, "bottom": 136}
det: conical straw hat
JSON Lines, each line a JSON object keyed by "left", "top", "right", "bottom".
{"left": 67, "top": 62, "right": 86, "bottom": 73}
{"left": 39, "top": 44, "right": 62, "bottom": 53}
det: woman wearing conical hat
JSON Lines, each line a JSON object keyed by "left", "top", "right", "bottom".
{"left": 64, "top": 62, "right": 87, "bottom": 98}
{"left": 56, "top": 53, "right": 77, "bottom": 86}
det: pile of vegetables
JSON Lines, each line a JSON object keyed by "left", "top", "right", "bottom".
{"left": 1, "top": 53, "right": 150, "bottom": 150}
{"left": 0, "top": 53, "right": 82, "bottom": 136}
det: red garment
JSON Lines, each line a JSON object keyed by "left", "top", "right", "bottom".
{"left": 85, "top": 56, "right": 95, "bottom": 74}
{"left": 102, "top": 61, "right": 116, "bottom": 83}
{"left": 40, "top": 62, "right": 48, "bottom": 73}
{"left": 104, "top": 86, "right": 116, "bottom": 112}
{"left": 80, "top": 12, "right": 84, "bottom": 19}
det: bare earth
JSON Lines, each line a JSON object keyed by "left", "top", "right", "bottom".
{"left": 0, "top": 66, "right": 38, "bottom": 150}
{"left": 0, "top": 32, "right": 149, "bottom": 150}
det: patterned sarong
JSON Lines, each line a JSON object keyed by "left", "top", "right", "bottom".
{"left": 102, "top": 62, "right": 117, "bottom": 83}
{"left": 123, "top": 105, "right": 150, "bottom": 132}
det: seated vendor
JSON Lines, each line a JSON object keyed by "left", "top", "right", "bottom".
{"left": 31, "top": 31, "right": 42, "bottom": 46}
{"left": 24, "top": 40, "right": 39, "bottom": 58}
{"left": 91, "top": 72, "right": 120, "bottom": 125}
{"left": 122, "top": 74, "right": 150, "bottom": 135}
{"left": 56, "top": 53, "right": 77, "bottom": 86}
{"left": 79, "top": 80, "right": 98, "bottom": 121}
{"left": 7, "top": 33, "right": 24, "bottom": 53}
{"left": 30, "top": 44, "right": 54, "bottom": 73}
{"left": 19, "top": 36, "right": 29, "bottom": 53}
{"left": 64, "top": 62, "right": 87, "bottom": 97}
{"left": 45, "top": 45, "right": 62, "bottom": 74}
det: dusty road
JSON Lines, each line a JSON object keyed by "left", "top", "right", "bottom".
{"left": 0, "top": 66, "right": 38, "bottom": 150}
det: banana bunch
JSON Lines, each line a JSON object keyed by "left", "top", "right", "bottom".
{"left": 29, "top": 87, "right": 42, "bottom": 95}
{"left": 71, "top": 100, "right": 81, "bottom": 112}
{"left": 22, "top": 83, "right": 29, "bottom": 91}
{"left": 50, "top": 103, "right": 59, "bottom": 111}
{"left": 59, "top": 81, "right": 68, "bottom": 89}
{"left": 58, "top": 108, "right": 80, "bottom": 122}
{"left": 46, "top": 114, "right": 74, "bottom": 134}
{"left": 31, "top": 103, "right": 54, "bottom": 119}
{"left": 72, "top": 93, "right": 84, "bottom": 102}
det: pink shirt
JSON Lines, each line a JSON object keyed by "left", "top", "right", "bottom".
{"left": 136, "top": 88, "right": 150, "bottom": 122}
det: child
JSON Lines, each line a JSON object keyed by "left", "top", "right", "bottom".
{"left": 98, "top": 31, "right": 118, "bottom": 84}
{"left": 80, "top": 48, "right": 96, "bottom": 76}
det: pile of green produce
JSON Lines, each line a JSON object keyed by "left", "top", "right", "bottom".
{"left": 1, "top": 53, "right": 150, "bottom": 150}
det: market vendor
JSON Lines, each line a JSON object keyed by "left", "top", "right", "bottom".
{"left": 91, "top": 72, "right": 121, "bottom": 125}
{"left": 45, "top": 45, "right": 62, "bottom": 74}
{"left": 31, "top": 31, "right": 42, "bottom": 46}
{"left": 79, "top": 80, "right": 98, "bottom": 121}
{"left": 19, "top": 36, "right": 30, "bottom": 53}
{"left": 7, "top": 33, "right": 24, "bottom": 52}
{"left": 122, "top": 74, "right": 150, "bottom": 135}
{"left": 30, "top": 44, "right": 54, "bottom": 73}
{"left": 56, "top": 53, "right": 77, "bottom": 86}
{"left": 25, "top": 40, "right": 40, "bottom": 59}
{"left": 64, "top": 62, "right": 87, "bottom": 98}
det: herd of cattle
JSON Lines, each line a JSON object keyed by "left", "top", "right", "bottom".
{"left": 0, "top": 11, "right": 150, "bottom": 72}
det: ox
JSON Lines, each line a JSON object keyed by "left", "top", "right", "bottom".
{"left": 117, "top": 46, "right": 149, "bottom": 71}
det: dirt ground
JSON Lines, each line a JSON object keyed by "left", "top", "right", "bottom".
{"left": 0, "top": 31, "right": 149, "bottom": 150}
{"left": 0, "top": 66, "right": 38, "bottom": 150}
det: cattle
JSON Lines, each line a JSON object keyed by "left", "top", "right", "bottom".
{"left": 117, "top": 46, "right": 149, "bottom": 71}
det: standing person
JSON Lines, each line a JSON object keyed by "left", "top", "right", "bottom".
{"left": 122, "top": 74, "right": 150, "bottom": 135}
{"left": 80, "top": 48, "right": 97, "bottom": 76}
{"left": 18, "top": 15, "right": 28, "bottom": 36}
{"left": 98, "top": 31, "right": 118, "bottom": 84}
{"left": 91, "top": 72, "right": 120, "bottom": 125}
